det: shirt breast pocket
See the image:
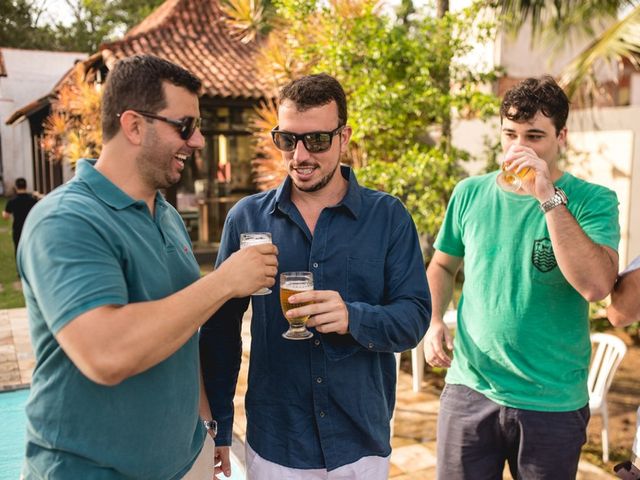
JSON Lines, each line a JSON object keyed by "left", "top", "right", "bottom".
{"left": 530, "top": 237, "right": 566, "bottom": 286}
{"left": 347, "top": 256, "right": 385, "bottom": 303}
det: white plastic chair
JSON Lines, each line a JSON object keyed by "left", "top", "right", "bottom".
{"left": 588, "top": 332, "right": 627, "bottom": 462}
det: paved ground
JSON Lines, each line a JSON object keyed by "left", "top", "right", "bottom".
{"left": 0, "top": 308, "right": 31, "bottom": 391}
{"left": 1, "top": 307, "right": 616, "bottom": 479}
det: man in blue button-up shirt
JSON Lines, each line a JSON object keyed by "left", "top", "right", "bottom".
{"left": 200, "top": 73, "right": 431, "bottom": 479}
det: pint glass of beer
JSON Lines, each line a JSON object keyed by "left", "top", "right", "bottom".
{"left": 496, "top": 147, "right": 533, "bottom": 192}
{"left": 240, "top": 232, "right": 272, "bottom": 295}
{"left": 280, "top": 271, "right": 314, "bottom": 340}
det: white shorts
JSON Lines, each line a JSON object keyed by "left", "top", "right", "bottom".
{"left": 245, "top": 442, "right": 390, "bottom": 480}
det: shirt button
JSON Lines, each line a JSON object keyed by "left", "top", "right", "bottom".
{"left": 368, "top": 342, "right": 374, "bottom": 349}
{"left": 312, "top": 262, "right": 319, "bottom": 268}
{"left": 316, "top": 377, "right": 323, "bottom": 384}
{"left": 319, "top": 411, "right": 325, "bottom": 418}
{"left": 314, "top": 339, "right": 320, "bottom": 346}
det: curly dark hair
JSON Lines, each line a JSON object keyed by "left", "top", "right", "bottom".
{"left": 278, "top": 73, "right": 347, "bottom": 127}
{"left": 101, "top": 54, "right": 202, "bottom": 141}
{"left": 500, "top": 76, "right": 569, "bottom": 134}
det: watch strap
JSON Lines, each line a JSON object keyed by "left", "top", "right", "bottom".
{"left": 539, "top": 187, "right": 568, "bottom": 213}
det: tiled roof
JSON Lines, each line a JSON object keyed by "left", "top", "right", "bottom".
{"left": 100, "top": 0, "right": 275, "bottom": 100}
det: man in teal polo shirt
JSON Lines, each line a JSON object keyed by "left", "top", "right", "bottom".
{"left": 17, "top": 54, "right": 278, "bottom": 479}
{"left": 424, "top": 76, "right": 620, "bottom": 478}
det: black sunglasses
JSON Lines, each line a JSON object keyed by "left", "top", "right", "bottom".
{"left": 271, "top": 125, "right": 344, "bottom": 153}
{"left": 120, "top": 110, "right": 202, "bottom": 140}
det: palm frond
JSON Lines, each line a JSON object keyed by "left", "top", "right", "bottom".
{"left": 560, "top": 5, "right": 640, "bottom": 100}
{"left": 221, "top": 0, "right": 267, "bottom": 43}
{"left": 495, "top": 0, "right": 632, "bottom": 39}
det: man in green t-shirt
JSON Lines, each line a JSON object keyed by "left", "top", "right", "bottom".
{"left": 424, "top": 76, "right": 620, "bottom": 479}
{"left": 18, "top": 55, "right": 278, "bottom": 479}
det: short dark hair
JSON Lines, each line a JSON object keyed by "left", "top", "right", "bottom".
{"left": 278, "top": 73, "right": 347, "bottom": 127}
{"left": 101, "top": 54, "right": 202, "bottom": 141}
{"left": 15, "top": 178, "right": 26, "bottom": 190}
{"left": 500, "top": 76, "right": 570, "bottom": 134}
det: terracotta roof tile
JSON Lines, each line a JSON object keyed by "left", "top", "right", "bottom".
{"left": 101, "top": 0, "right": 273, "bottom": 100}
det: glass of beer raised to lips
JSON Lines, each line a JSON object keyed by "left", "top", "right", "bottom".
{"left": 280, "top": 271, "right": 314, "bottom": 340}
{"left": 240, "top": 232, "right": 272, "bottom": 295}
{"left": 496, "top": 147, "right": 533, "bottom": 192}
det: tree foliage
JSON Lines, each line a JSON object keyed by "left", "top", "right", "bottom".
{"left": 237, "top": 0, "right": 499, "bottom": 255}
{"left": 0, "top": 0, "right": 165, "bottom": 53}
{"left": 54, "top": 0, "right": 166, "bottom": 53}
{"left": 0, "top": 0, "right": 59, "bottom": 49}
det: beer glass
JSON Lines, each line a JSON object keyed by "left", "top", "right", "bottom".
{"left": 240, "top": 232, "right": 272, "bottom": 295}
{"left": 280, "top": 271, "right": 314, "bottom": 340}
{"left": 496, "top": 149, "right": 532, "bottom": 192}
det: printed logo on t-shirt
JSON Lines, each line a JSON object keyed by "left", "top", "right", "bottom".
{"left": 532, "top": 238, "right": 557, "bottom": 273}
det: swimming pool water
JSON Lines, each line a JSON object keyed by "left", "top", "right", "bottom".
{"left": 0, "top": 389, "right": 244, "bottom": 479}
{"left": 0, "top": 388, "right": 29, "bottom": 480}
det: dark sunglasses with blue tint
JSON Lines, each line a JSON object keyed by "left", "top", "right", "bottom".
{"left": 118, "top": 110, "right": 202, "bottom": 140}
{"left": 271, "top": 125, "right": 344, "bottom": 153}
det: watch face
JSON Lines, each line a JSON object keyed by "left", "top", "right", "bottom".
{"left": 204, "top": 419, "right": 217, "bottom": 437}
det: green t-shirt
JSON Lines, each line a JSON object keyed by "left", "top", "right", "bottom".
{"left": 434, "top": 171, "right": 620, "bottom": 411}
{"left": 18, "top": 160, "right": 206, "bottom": 479}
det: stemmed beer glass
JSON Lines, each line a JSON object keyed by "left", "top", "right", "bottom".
{"left": 280, "top": 272, "right": 314, "bottom": 340}
{"left": 240, "top": 232, "right": 273, "bottom": 295}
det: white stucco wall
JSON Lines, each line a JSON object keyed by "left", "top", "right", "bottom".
{"left": 0, "top": 48, "right": 86, "bottom": 193}
{"left": 452, "top": 106, "right": 640, "bottom": 268}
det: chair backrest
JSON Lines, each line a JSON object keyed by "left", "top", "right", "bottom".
{"left": 588, "top": 333, "right": 627, "bottom": 407}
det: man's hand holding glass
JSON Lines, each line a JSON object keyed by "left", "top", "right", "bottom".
{"left": 215, "top": 241, "right": 279, "bottom": 298}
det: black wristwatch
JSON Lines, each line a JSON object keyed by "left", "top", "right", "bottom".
{"left": 203, "top": 419, "right": 217, "bottom": 438}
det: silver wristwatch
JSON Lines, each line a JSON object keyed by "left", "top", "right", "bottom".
{"left": 203, "top": 419, "right": 217, "bottom": 438}
{"left": 539, "top": 187, "right": 568, "bottom": 213}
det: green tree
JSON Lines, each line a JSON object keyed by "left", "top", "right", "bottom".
{"left": 53, "top": 0, "right": 166, "bottom": 53}
{"left": 0, "top": 0, "right": 59, "bottom": 49}
{"left": 0, "top": 0, "right": 165, "bottom": 53}
{"left": 231, "top": 0, "right": 499, "bottom": 258}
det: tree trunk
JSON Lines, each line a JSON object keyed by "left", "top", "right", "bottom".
{"left": 436, "top": 0, "right": 449, "bottom": 19}
{"left": 436, "top": 0, "right": 451, "bottom": 151}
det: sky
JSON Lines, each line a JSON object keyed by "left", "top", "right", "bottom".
{"left": 39, "top": 0, "right": 76, "bottom": 27}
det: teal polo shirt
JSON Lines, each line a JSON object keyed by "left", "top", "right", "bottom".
{"left": 18, "top": 159, "right": 206, "bottom": 479}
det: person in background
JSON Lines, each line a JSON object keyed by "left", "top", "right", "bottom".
{"left": 17, "top": 54, "right": 277, "bottom": 479}
{"left": 424, "top": 75, "right": 620, "bottom": 479}
{"left": 609, "top": 256, "right": 640, "bottom": 480}
{"left": 3, "top": 177, "right": 38, "bottom": 260}
{"left": 200, "top": 73, "right": 431, "bottom": 479}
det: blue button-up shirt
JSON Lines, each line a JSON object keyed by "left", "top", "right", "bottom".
{"left": 200, "top": 166, "right": 430, "bottom": 471}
